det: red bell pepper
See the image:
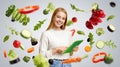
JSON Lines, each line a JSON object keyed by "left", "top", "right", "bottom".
{"left": 19, "top": 5, "right": 39, "bottom": 14}
{"left": 92, "top": 52, "right": 107, "bottom": 63}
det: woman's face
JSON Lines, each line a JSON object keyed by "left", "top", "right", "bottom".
{"left": 53, "top": 11, "right": 66, "bottom": 29}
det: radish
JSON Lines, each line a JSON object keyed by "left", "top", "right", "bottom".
{"left": 72, "top": 17, "right": 77, "bottom": 23}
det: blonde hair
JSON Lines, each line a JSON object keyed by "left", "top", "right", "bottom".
{"left": 46, "top": 7, "right": 67, "bottom": 30}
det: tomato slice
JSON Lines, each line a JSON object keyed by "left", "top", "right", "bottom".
{"left": 19, "top": 5, "right": 39, "bottom": 14}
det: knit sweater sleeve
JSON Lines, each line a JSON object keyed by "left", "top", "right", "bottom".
{"left": 39, "top": 32, "right": 52, "bottom": 58}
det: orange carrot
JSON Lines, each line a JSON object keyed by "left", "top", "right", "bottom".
{"left": 3, "top": 49, "right": 7, "bottom": 58}
{"left": 84, "top": 45, "right": 91, "bottom": 52}
{"left": 62, "top": 54, "right": 88, "bottom": 64}
{"left": 62, "top": 57, "right": 81, "bottom": 64}
{"left": 27, "top": 47, "right": 34, "bottom": 53}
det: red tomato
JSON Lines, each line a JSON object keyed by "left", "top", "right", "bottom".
{"left": 13, "top": 40, "right": 21, "bottom": 48}
{"left": 85, "top": 21, "right": 93, "bottom": 29}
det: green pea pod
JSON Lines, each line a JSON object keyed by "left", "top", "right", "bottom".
{"left": 64, "top": 40, "right": 83, "bottom": 54}
{"left": 77, "top": 30, "right": 85, "bottom": 35}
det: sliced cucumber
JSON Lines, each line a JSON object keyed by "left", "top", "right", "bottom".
{"left": 96, "top": 40, "right": 105, "bottom": 49}
{"left": 6, "top": 5, "right": 15, "bottom": 17}
{"left": 19, "top": 14, "right": 26, "bottom": 23}
{"left": 20, "top": 29, "right": 32, "bottom": 39}
{"left": 16, "top": 12, "right": 22, "bottom": 21}
{"left": 11, "top": 8, "right": 19, "bottom": 22}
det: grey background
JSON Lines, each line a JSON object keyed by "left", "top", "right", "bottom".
{"left": 0, "top": 0, "right": 120, "bottom": 67}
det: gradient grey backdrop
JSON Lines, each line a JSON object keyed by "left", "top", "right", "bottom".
{"left": 0, "top": 0, "right": 120, "bottom": 67}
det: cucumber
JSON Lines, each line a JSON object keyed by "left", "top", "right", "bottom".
{"left": 6, "top": 5, "right": 15, "bottom": 17}
{"left": 11, "top": 8, "right": 19, "bottom": 22}
{"left": 20, "top": 29, "right": 32, "bottom": 39}
{"left": 16, "top": 12, "right": 22, "bottom": 21}
{"left": 19, "top": 14, "right": 26, "bottom": 23}
{"left": 22, "top": 16, "right": 30, "bottom": 26}
{"left": 96, "top": 40, "right": 105, "bottom": 49}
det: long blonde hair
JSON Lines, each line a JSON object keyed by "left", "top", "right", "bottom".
{"left": 46, "top": 7, "right": 68, "bottom": 30}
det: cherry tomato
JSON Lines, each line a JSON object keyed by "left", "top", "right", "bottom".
{"left": 13, "top": 40, "right": 21, "bottom": 48}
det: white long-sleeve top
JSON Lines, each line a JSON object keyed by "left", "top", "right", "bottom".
{"left": 39, "top": 29, "right": 72, "bottom": 59}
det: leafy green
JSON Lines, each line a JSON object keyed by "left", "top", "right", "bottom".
{"left": 64, "top": 40, "right": 83, "bottom": 54}
{"left": 9, "top": 27, "right": 19, "bottom": 35}
{"left": 66, "top": 20, "right": 73, "bottom": 26}
{"left": 70, "top": 4, "right": 85, "bottom": 12}
{"left": 104, "top": 40, "right": 117, "bottom": 48}
{"left": 33, "top": 54, "right": 49, "bottom": 67}
{"left": 88, "top": 33, "right": 94, "bottom": 47}
{"left": 96, "top": 28, "right": 104, "bottom": 36}
{"left": 34, "top": 19, "right": 46, "bottom": 31}
{"left": 43, "top": 2, "right": 55, "bottom": 15}
{"left": 47, "top": 2, "right": 55, "bottom": 12}
{"left": 3, "top": 35, "right": 10, "bottom": 42}
{"left": 107, "top": 15, "right": 115, "bottom": 21}
{"left": 77, "top": 30, "right": 85, "bottom": 35}
{"left": 8, "top": 49, "right": 18, "bottom": 60}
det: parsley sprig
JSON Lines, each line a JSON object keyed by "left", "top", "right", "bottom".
{"left": 34, "top": 19, "right": 46, "bottom": 31}
{"left": 88, "top": 33, "right": 94, "bottom": 47}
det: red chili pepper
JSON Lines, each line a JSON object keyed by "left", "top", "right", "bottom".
{"left": 70, "top": 29, "right": 75, "bottom": 36}
{"left": 19, "top": 5, "right": 39, "bottom": 14}
{"left": 92, "top": 52, "right": 107, "bottom": 63}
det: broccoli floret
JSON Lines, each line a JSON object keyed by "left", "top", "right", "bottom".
{"left": 104, "top": 53, "right": 113, "bottom": 64}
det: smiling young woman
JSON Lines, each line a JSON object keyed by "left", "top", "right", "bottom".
{"left": 39, "top": 7, "right": 78, "bottom": 67}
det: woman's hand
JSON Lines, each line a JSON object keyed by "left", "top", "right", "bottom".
{"left": 52, "top": 46, "right": 68, "bottom": 54}
{"left": 73, "top": 46, "right": 79, "bottom": 52}
{"left": 70, "top": 46, "right": 79, "bottom": 56}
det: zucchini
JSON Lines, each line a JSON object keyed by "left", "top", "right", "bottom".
{"left": 96, "top": 40, "right": 105, "bottom": 49}
{"left": 20, "top": 29, "right": 32, "bottom": 39}
{"left": 11, "top": 8, "right": 19, "bottom": 22}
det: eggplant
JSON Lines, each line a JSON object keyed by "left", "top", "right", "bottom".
{"left": 31, "top": 37, "right": 38, "bottom": 46}
{"left": 48, "top": 59, "right": 54, "bottom": 65}
{"left": 110, "top": 2, "right": 116, "bottom": 7}
{"left": 9, "top": 57, "right": 20, "bottom": 64}
{"left": 107, "top": 24, "right": 115, "bottom": 32}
